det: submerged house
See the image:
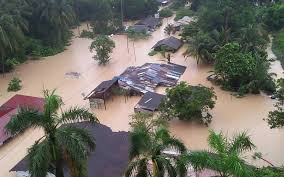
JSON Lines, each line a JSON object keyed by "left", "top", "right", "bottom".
{"left": 127, "top": 24, "right": 149, "bottom": 34}
{"left": 134, "top": 92, "right": 165, "bottom": 113}
{"left": 173, "top": 16, "right": 193, "bottom": 31}
{"left": 136, "top": 17, "right": 162, "bottom": 31}
{"left": 11, "top": 122, "right": 130, "bottom": 177}
{"left": 0, "top": 95, "right": 44, "bottom": 146}
{"left": 85, "top": 78, "right": 118, "bottom": 109}
{"left": 152, "top": 36, "right": 183, "bottom": 52}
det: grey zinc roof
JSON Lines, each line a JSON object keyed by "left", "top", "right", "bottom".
{"left": 152, "top": 36, "right": 183, "bottom": 50}
{"left": 135, "top": 92, "right": 165, "bottom": 112}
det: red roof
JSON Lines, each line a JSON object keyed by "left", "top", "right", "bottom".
{"left": 0, "top": 95, "right": 44, "bottom": 145}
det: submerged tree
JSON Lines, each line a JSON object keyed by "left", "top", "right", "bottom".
{"left": 177, "top": 130, "right": 256, "bottom": 177}
{"left": 160, "top": 82, "right": 216, "bottom": 126}
{"left": 5, "top": 90, "right": 99, "bottom": 177}
{"left": 90, "top": 35, "right": 115, "bottom": 65}
{"left": 125, "top": 112, "right": 186, "bottom": 177}
{"left": 266, "top": 79, "right": 284, "bottom": 128}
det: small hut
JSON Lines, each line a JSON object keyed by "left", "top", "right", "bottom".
{"left": 135, "top": 92, "right": 165, "bottom": 113}
{"left": 136, "top": 17, "right": 162, "bottom": 31}
{"left": 152, "top": 36, "right": 183, "bottom": 52}
{"left": 85, "top": 78, "right": 118, "bottom": 109}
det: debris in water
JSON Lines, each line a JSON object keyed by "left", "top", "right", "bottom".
{"left": 65, "top": 72, "right": 81, "bottom": 79}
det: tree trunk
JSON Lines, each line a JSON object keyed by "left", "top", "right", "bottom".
{"left": 55, "top": 156, "right": 65, "bottom": 177}
{"left": 1, "top": 55, "right": 4, "bottom": 77}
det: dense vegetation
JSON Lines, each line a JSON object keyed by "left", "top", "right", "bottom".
{"left": 181, "top": 0, "right": 277, "bottom": 95}
{"left": 0, "top": 0, "right": 160, "bottom": 73}
{"left": 160, "top": 82, "right": 216, "bottom": 126}
{"left": 5, "top": 90, "right": 99, "bottom": 177}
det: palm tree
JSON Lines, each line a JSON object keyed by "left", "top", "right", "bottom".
{"left": 177, "top": 130, "right": 255, "bottom": 177}
{"left": 125, "top": 113, "right": 186, "bottom": 177}
{"left": 5, "top": 89, "right": 99, "bottom": 177}
{"left": 34, "top": 0, "right": 75, "bottom": 45}
{"left": 0, "top": 14, "right": 24, "bottom": 74}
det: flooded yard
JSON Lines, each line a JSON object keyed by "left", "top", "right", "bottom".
{"left": 0, "top": 17, "right": 284, "bottom": 177}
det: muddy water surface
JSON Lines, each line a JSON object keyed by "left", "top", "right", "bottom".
{"left": 0, "top": 17, "right": 284, "bottom": 177}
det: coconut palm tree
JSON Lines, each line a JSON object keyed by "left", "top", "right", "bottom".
{"left": 176, "top": 130, "right": 255, "bottom": 177}
{"left": 5, "top": 89, "right": 99, "bottom": 177}
{"left": 33, "top": 0, "right": 75, "bottom": 45}
{"left": 0, "top": 14, "right": 24, "bottom": 74}
{"left": 125, "top": 113, "right": 186, "bottom": 177}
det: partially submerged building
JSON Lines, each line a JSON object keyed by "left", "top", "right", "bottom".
{"left": 152, "top": 36, "right": 183, "bottom": 52}
{"left": 118, "top": 63, "right": 186, "bottom": 93}
{"left": 134, "top": 92, "right": 165, "bottom": 113}
{"left": 0, "top": 95, "right": 44, "bottom": 146}
{"left": 136, "top": 17, "right": 162, "bottom": 31}
{"left": 127, "top": 24, "right": 149, "bottom": 34}
{"left": 11, "top": 122, "right": 130, "bottom": 177}
{"left": 84, "top": 78, "right": 118, "bottom": 109}
{"left": 173, "top": 16, "right": 193, "bottom": 31}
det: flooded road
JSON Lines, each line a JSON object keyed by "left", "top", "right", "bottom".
{"left": 0, "top": 17, "right": 284, "bottom": 176}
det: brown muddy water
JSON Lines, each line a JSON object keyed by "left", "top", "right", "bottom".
{"left": 0, "top": 17, "right": 284, "bottom": 176}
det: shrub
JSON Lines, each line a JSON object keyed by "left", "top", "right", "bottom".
{"left": 80, "top": 30, "right": 95, "bottom": 39}
{"left": 126, "top": 28, "right": 150, "bottom": 40}
{"left": 160, "top": 82, "right": 216, "bottom": 126}
{"left": 159, "top": 8, "right": 173, "bottom": 18}
{"left": 7, "top": 77, "right": 22, "bottom": 92}
{"left": 148, "top": 50, "right": 158, "bottom": 56}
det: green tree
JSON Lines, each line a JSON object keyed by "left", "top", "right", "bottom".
{"left": 5, "top": 90, "right": 99, "bottom": 177}
{"left": 266, "top": 79, "right": 284, "bottom": 128}
{"left": 0, "top": 14, "right": 24, "bottom": 73}
{"left": 176, "top": 130, "right": 255, "bottom": 177}
{"left": 31, "top": 0, "right": 75, "bottom": 46}
{"left": 125, "top": 113, "right": 186, "bottom": 177}
{"left": 90, "top": 35, "right": 115, "bottom": 65}
{"left": 123, "top": 0, "right": 159, "bottom": 20}
{"left": 160, "top": 82, "right": 216, "bottom": 126}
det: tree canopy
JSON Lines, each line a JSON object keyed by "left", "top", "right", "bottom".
{"left": 160, "top": 82, "right": 216, "bottom": 126}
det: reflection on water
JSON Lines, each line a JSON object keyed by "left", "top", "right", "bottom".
{"left": 0, "top": 17, "right": 284, "bottom": 176}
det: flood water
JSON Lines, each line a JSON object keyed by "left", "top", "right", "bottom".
{"left": 0, "top": 17, "right": 284, "bottom": 176}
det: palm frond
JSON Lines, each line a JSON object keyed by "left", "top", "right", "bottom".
{"left": 229, "top": 132, "right": 255, "bottom": 153}
{"left": 207, "top": 130, "right": 227, "bottom": 154}
{"left": 155, "top": 155, "right": 177, "bottom": 177}
{"left": 56, "top": 126, "right": 95, "bottom": 165}
{"left": 164, "top": 138, "right": 187, "bottom": 154}
{"left": 125, "top": 158, "right": 148, "bottom": 177}
{"left": 129, "top": 125, "right": 151, "bottom": 159}
{"left": 187, "top": 151, "right": 212, "bottom": 171}
{"left": 5, "top": 107, "right": 44, "bottom": 135}
{"left": 176, "top": 153, "right": 191, "bottom": 177}
{"left": 59, "top": 107, "right": 99, "bottom": 125}
{"left": 43, "top": 89, "right": 62, "bottom": 117}
{"left": 27, "top": 140, "right": 52, "bottom": 177}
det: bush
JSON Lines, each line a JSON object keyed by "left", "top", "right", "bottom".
{"left": 159, "top": 8, "right": 173, "bottom": 18}
{"left": 160, "top": 82, "right": 216, "bottom": 126}
{"left": 80, "top": 30, "right": 95, "bottom": 39}
{"left": 148, "top": 50, "right": 158, "bottom": 56}
{"left": 169, "top": 1, "right": 185, "bottom": 10}
{"left": 174, "top": 7, "right": 194, "bottom": 21}
{"left": 7, "top": 77, "right": 22, "bottom": 92}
